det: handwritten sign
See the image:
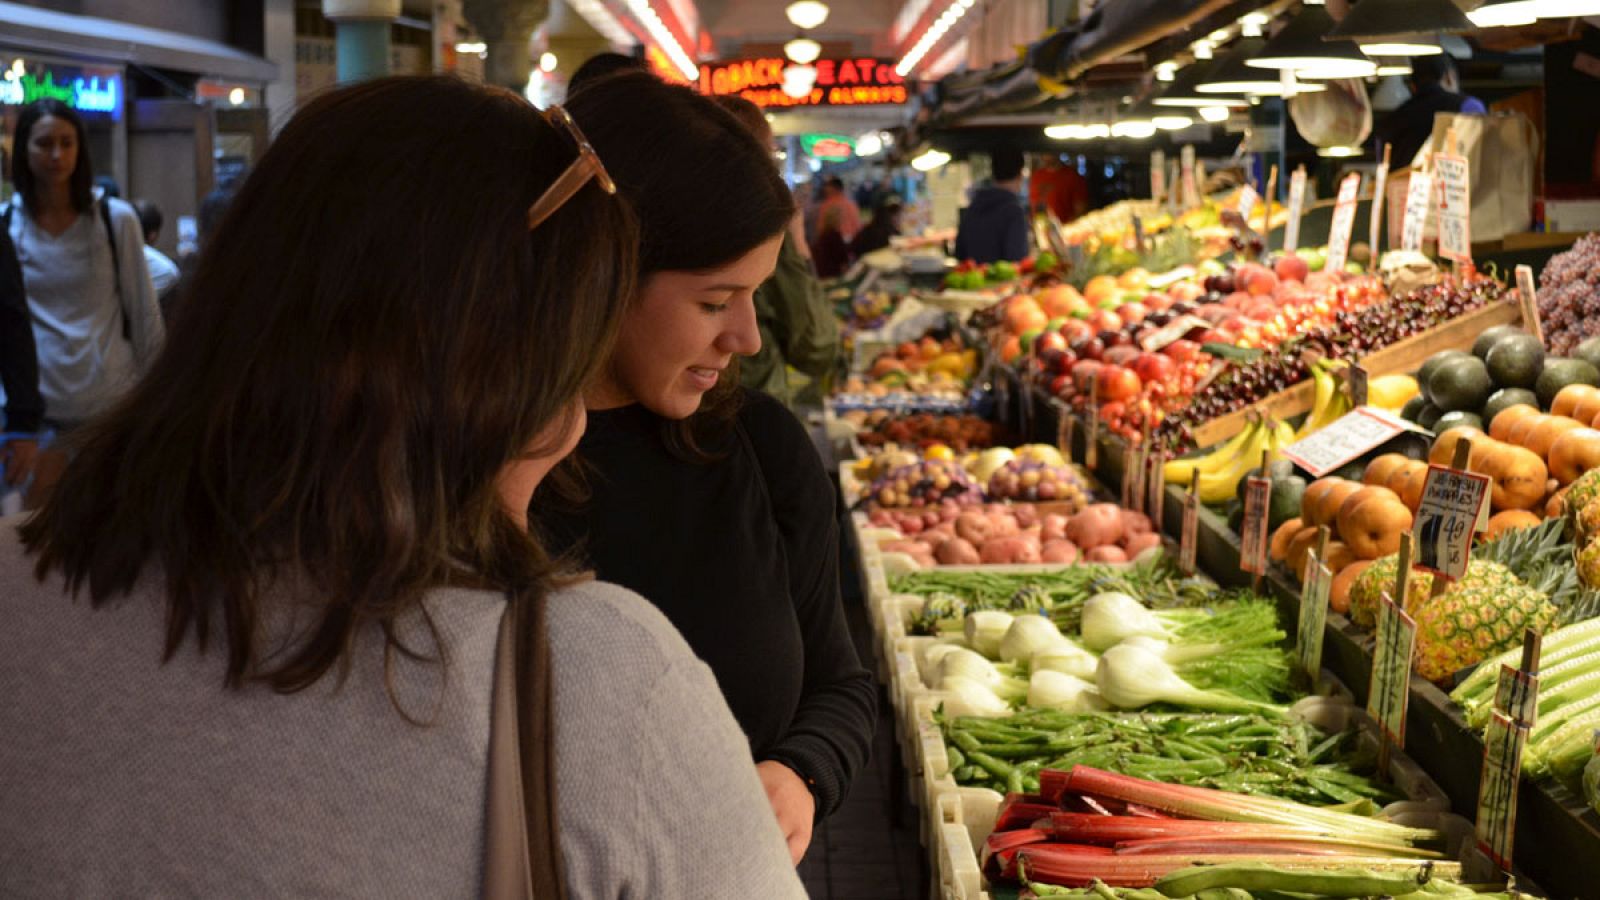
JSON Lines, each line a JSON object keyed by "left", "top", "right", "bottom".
{"left": 1129, "top": 444, "right": 1149, "bottom": 515}
{"left": 1055, "top": 401, "right": 1075, "bottom": 459}
{"left": 1168, "top": 160, "right": 1182, "bottom": 215}
{"left": 1324, "top": 173, "right": 1362, "bottom": 275}
{"left": 1370, "top": 147, "right": 1390, "bottom": 257}
{"left": 1515, "top": 264, "right": 1543, "bottom": 344}
{"left": 1495, "top": 665, "right": 1540, "bottom": 729}
{"left": 1401, "top": 170, "right": 1435, "bottom": 253}
{"left": 1282, "top": 407, "right": 1414, "bottom": 477}
{"left": 1239, "top": 474, "right": 1272, "bottom": 575}
{"left": 1475, "top": 711, "right": 1529, "bottom": 872}
{"left": 1085, "top": 375, "right": 1101, "bottom": 471}
{"left": 1151, "top": 150, "right": 1167, "bottom": 202}
{"left": 1180, "top": 483, "right": 1199, "bottom": 574}
{"left": 1132, "top": 215, "right": 1147, "bottom": 252}
{"left": 1147, "top": 450, "right": 1166, "bottom": 526}
{"left": 1298, "top": 558, "right": 1332, "bottom": 687}
{"left": 1368, "top": 591, "right": 1418, "bottom": 748}
{"left": 1414, "top": 465, "right": 1492, "bottom": 580}
{"left": 1435, "top": 153, "right": 1472, "bottom": 263}
{"left": 1284, "top": 167, "right": 1308, "bottom": 253}
{"left": 1346, "top": 365, "right": 1369, "bottom": 408}
{"left": 1238, "top": 183, "right": 1260, "bottom": 223}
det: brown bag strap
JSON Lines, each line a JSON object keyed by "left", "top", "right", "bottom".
{"left": 483, "top": 593, "right": 566, "bottom": 899}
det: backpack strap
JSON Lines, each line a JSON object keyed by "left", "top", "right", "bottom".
{"left": 97, "top": 199, "right": 130, "bottom": 342}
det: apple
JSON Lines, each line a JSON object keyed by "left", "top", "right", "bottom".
{"left": 1070, "top": 336, "right": 1105, "bottom": 361}
{"left": 1274, "top": 253, "right": 1309, "bottom": 284}
{"left": 1071, "top": 359, "right": 1104, "bottom": 390}
{"left": 1143, "top": 292, "right": 1174, "bottom": 312}
{"left": 1117, "top": 302, "right": 1150, "bottom": 326}
{"left": 1163, "top": 339, "right": 1202, "bottom": 363}
{"left": 1244, "top": 270, "right": 1279, "bottom": 296}
{"left": 1096, "top": 365, "right": 1143, "bottom": 403}
{"left": 1132, "top": 352, "right": 1176, "bottom": 385}
{"left": 1060, "top": 318, "right": 1094, "bottom": 342}
{"left": 1050, "top": 372, "right": 1074, "bottom": 397}
{"left": 1088, "top": 309, "right": 1123, "bottom": 333}
{"left": 1035, "top": 330, "right": 1068, "bottom": 355}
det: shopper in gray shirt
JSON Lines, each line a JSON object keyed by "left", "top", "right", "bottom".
{"left": 0, "top": 77, "right": 804, "bottom": 899}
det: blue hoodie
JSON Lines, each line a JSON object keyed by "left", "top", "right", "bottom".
{"left": 954, "top": 184, "right": 1030, "bottom": 264}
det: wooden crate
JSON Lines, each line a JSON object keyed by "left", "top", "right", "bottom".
{"left": 1191, "top": 298, "right": 1521, "bottom": 449}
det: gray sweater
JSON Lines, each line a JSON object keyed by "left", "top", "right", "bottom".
{"left": 0, "top": 519, "right": 805, "bottom": 898}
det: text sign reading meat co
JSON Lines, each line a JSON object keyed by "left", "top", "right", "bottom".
{"left": 699, "top": 58, "right": 911, "bottom": 108}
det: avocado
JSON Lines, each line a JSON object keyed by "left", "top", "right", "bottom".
{"left": 1434, "top": 410, "right": 1485, "bottom": 434}
{"left": 1577, "top": 335, "right": 1600, "bottom": 374}
{"left": 1483, "top": 388, "right": 1539, "bottom": 430}
{"left": 1376, "top": 431, "right": 1433, "bottom": 461}
{"left": 1400, "top": 395, "right": 1428, "bottom": 422}
{"left": 1416, "top": 402, "right": 1444, "bottom": 431}
{"left": 1332, "top": 460, "right": 1369, "bottom": 481}
{"left": 1417, "top": 350, "right": 1470, "bottom": 397}
{"left": 1426, "top": 355, "right": 1495, "bottom": 413}
{"left": 1536, "top": 357, "right": 1600, "bottom": 409}
{"left": 1268, "top": 475, "right": 1308, "bottom": 531}
{"left": 1226, "top": 502, "right": 1244, "bottom": 531}
{"left": 1472, "top": 325, "right": 1524, "bottom": 360}
{"left": 1484, "top": 333, "right": 1545, "bottom": 389}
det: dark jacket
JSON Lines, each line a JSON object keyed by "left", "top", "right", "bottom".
{"left": 954, "top": 184, "right": 1030, "bottom": 264}
{"left": 0, "top": 208, "right": 43, "bottom": 433}
{"left": 1378, "top": 85, "right": 1486, "bottom": 169}
{"left": 742, "top": 231, "right": 839, "bottom": 406}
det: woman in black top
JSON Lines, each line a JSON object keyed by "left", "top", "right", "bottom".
{"left": 534, "top": 72, "right": 876, "bottom": 864}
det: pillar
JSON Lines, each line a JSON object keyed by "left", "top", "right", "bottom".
{"left": 323, "top": 0, "right": 401, "bottom": 83}
{"left": 463, "top": 0, "right": 550, "bottom": 90}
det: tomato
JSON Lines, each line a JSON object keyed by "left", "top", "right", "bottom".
{"left": 1096, "top": 364, "right": 1143, "bottom": 403}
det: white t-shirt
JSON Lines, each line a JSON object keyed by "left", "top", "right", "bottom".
{"left": 143, "top": 244, "right": 180, "bottom": 295}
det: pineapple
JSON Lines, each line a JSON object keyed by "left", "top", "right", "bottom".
{"left": 1565, "top": 468, "right": 1600, "bottom": 523}
{"left": 1412, "top": 563, "right": 1556, "bottom": 683}
{"left": 1348, "top": 553, "right": 1433, "bottom": 629}
{"left": 1579, "top": 537, "right": 1600, "bottom": 589}
{"left": 1580, "top": 497, "right": 1600, "bottom": 543}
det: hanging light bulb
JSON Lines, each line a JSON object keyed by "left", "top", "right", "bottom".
{"left": 1152, "top": 112, "right": 1193, "bottom": 130}
{"left": 786, "top": 1, "right": 830, "bottom": 29}
{"left": 1240, "top": 12, "right": 1271, "bottom": 37}
{"left": 539, "top": 52, "right": 558, "bottom": 72}
{"left": 1191, "top": 40, "right": 1214, "bottom": 60}
{"left": 1112, "top": 119, "right": 1158, "bottom": 139}
{"left": 911, "top": 148, "right": 951, "bottom": 171}
{"left": 1198, "top": 105, "right": 1231, "bottom": 123}
{"left": 784, "top": 36, "right": 822, "bottom": 64}
{"left": 1155, "top": 62, "right": 1178, "bottom": 82}
{"left": 781, "top": 64, "right": 817, "bottom": 98}
{"left": 855, "top": 132, "right": 884, "bottom": 157}
{"left": 1467, "top": 0, "right": 1539, "bottom": 25}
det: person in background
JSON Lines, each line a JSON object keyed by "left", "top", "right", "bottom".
{"left": 1, "top": 75, "right": 805, "bottom": 898}
{"left": 850, "top": 197, "right": 902, "bottom": 257}
{"left": 715, "top": 95, "right": 840, "bottom": 409}
{"left": 0, "top": 162, "right": 44, "bottom": 493}
{"left": 132, "top": 200, "right": 180, "bottom": 315}
{"left": 811, "top": 175, "right": 861, "bottom": 245}
{"left": 955, "top": 147, "right": 1031, "bottom": 263}
{"left": 92, "top": 174, "right": 120, "bottom": 200}
{"left": 534, "top": 72, "right": 876, "bottom": 867}
{"left": 1376, "top": 54, "right": 1487, "bottom": 169}
{"left": 1030, "top": 154, "right": 1089, "bottom": 225}
{"left": 566, "top": 51, "right": 646, "bottom": 96}
{"left": 4, "top": 99, "right": 163, "bottom": 506}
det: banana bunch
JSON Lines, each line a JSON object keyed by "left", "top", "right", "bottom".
{"left": 1294, "top": 358, "right": 1354, "bottom": 441}
{"left": 1164, "top": 415, "right": 1296, "bottom": 505}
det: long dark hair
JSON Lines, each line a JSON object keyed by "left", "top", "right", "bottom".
{"left": 11, "top": 98, "right": 95, "bottom": 214}
{"left": 19, "top": 76, "right": 636, "bottom": 699}
{"left": 565, "top": 72, "right": 795, "bottom": 458}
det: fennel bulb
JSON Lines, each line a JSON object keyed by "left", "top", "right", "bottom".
{"left": 1080, "top": 592, "right": 1170, "bottom": 652}
{"left": 999, "top": 615, "right": 1068, "bottom": 663}
{"left": 941, "top": 675, "right": 1013, "bottom": 717}
{"left": 1031, "top": 642, "right": 1100, "bottom": 681}
{"left": 1028, "top": 670, "right": 1108, "bottom": 712}
{"left": 1096, "top": 644, "right": 1284, "bottom": 714}
{"left": 939, "top": 648, "right": 1027, "bottom": 701}
{"left": 917, "top": 639, "right": 969, "bottom": 689}
{"left": 965, "top": 610, "right": 1015, "bottom": 658}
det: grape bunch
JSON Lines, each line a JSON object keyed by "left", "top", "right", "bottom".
{"left": 985, "top": 458, "right": 1090, "bottom": 509}
{"left": 1154, "top": 274, "right": 1507, "bottom": 452}
{"left": 1537, "top": 233, "right": 1600, "bottom": 356}
{"left": 865, "top": 460, "right": 984, "bottom": 510}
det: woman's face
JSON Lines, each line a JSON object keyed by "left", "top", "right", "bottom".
{"left": 26, "top": 115, "right": 78, "bottom": 189}
{"left": 496, "top": 400, "right": 588, "bottom": 529}
{"left": 589, "top": 234, "right": 783, "bottom": 419}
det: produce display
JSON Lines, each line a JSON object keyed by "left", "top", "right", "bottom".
{"left": 844, "top": 331, "right": 981, "bottom": 398}
{"left": 1535, "top": 232, "right": 1600, "bottom": 356}
{"left": 855, "top": 412, "right": 1002, "bottom": 450}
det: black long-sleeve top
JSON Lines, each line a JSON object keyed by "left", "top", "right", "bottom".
{"left": 533, "top": 388, "right": 876, "bottom": 819}
{"left": 0, "top": 212, "right": 44, "bottom": 433}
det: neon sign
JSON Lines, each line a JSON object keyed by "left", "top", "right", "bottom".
{"left": 0, "top": 66, "right": 123, "bottom": 120}
{"left": 697, "top": 57, "right": 910, "bottom": 108}
{"left": 801, "top": 133, "right": 854, "bottom": 161}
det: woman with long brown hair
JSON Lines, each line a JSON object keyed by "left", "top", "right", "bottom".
{"left": 533, "top": 71, "right": 876, "bottom": 865}
{"left": 0, "top": 76, "right": 803, "bottom": 897}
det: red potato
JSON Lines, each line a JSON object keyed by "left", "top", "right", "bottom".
{"left": 1042, "top": 514, "right": 1070, "bottom": 542}
{"left": 922, "top": 510, "right": 942, "bottom": 528}
{"left": 1085, "top": 545, "right": 1128, "bottom": 563}
{"left": 1122, "top": 532, "right": 1161, "bottom": 557}
{"left": 954, "top": 511, "right": 994, "bottom": 545}
{"left": 868, "top": 510, "right": 894, "bottom": 527}
{"left": 897, "top": 516, "right": 924, "bottom": 535}
{"left": 1065, "top": 504, "right": 1124, "bottom": 549}
{"left": 979, "top": 535, "right": 1042, "bottom": 564}
{"left": 1041, "top": 539, "right": 1080, "bottom": 563}
{"left": 934, "top": 537, "right": 982, "bottom": 565}
{"left": 922, "top": 525, "right": 955, "bottom": 544}
{"left": 910, "top": 552, "right": 937, "bottom": 568}
{"left": 1012, "top": 504, "right": 1039, "bottom": 529}
{"left": 987, "top": 512, "right": 1021, "bottom": 536}
{"left": 1119, "top": 510, "right": 1152, "bottom": 536}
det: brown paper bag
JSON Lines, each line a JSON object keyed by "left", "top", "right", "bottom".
{"left": 1412, "top": 111, "right": 1540, "bottom": 243}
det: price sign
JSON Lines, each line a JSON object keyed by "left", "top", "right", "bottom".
{"left": 1515, "top": 264, "right": 1543, "bottom": 344}
{"left": 1139, "top": 315, "right": 1210, "bottom": 352}
{"left": 1147, "top": 450, "right": 1166, "bottom": 526}
{"left": 1181, "top": 146, "right": 1198, "bottom": 208}
{"left": 1282, "top": 407, "right": 1415, "bottom": 477}
{"left": 1298, "top": 556, "right": 1332, "bottom": 687}
{"left": 1495, "top": 665, "right": 1540, "bottom": 729}
{"left": 1055, "top": 401, "right": 1075, "bottom": 460}
{"left": 1180, "top": 483, "right": 1199, "bottom": 574}
{"left": 1132, "top": 215, "right": 1148, "bottom": 252}
{"left": 1475, "top": 711, "right": 1530, "bottom": 872}
{"left": 1401, "top": 170, "right": 1435, "bottom": 253}
{"left": 1324, "top": 173, "right": 1362, "bottom": 275}
{"left": 1284, "top": 167, "right": 1308, "bottom": 253}
{"left": 1151, "top": 150, "right": 1167, "bottom": 202}
{"left": 1414, "top": 465, "right": 1492, "bottom": 580}
{"left": 1346, "top": 365, "right": 1369, "bottom": 408}
{"left": 1238, "top": 183, "right": 1260, "bottom": 223}
{"left": 1435, "top": 153, "right": 1472, "bottom": 263}
{"left": 1168, "top": 160, "right": 1182, "bottom": 215}
{"left": 1086, "top": 375, "right": 1101, "bottom": 471}
{"left": 1239, "top": 473, "right": 1272, "bottom": 576}
{"left": 1370, "top": 145, "right": 1391, "bottom": 256}
{"left": 1368, "top": 591, "right": 1418, "bottom": 748}
{"left": 1129, "top": 443, "right": 1148, "bottom": 515}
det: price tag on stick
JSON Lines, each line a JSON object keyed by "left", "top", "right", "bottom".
{"left": 1435, "top": 153, "right": 1472, "bottom": 264}
{"left": 1147, "top": 450, "right": 1166, "bottom": 527}
{"left": 1414, "top": 462, "right": 1491, "bottom": 581}
{"left": 1129, "top": 442, "right": 1148, "bottom": 515}
{"left": 1475, "top": 711, "right": 1530, "bottom": 872}
{"left": 1151, "top": 150, "right": 1167, "bottom": 202}
{"left": 1346, "top": 365, "right": 1369, "bottom": 409}
{"left": 1324, "top": 173, "right": 1362, "bottom": 274}
{"left": 1401, "top": 166, "right": 1435, "bottom": 253}
{"left": 1369, "top": 144, "right": 1391, "bottom": 260}
{"left": 1086, "top": 375, "right": 1101, "bottom": 471}
{"left": 1368, "top": 533, "right": 1418, "bottom": 776}
{"left": 1180, "top": 480, "right": 1199, "bottom": 575}
{"left": 1240, "top": 465, "right": 1273, "bottom": 584}
{"left": 1516, "top": 265, "right": 1543, "bottom": 344}
{"left": 1261, "top": 165, "right": 1278, "bottom": 249}
{"left": 1284, "top": 166, "right": 1307, "bottom": 253}
{"left": 1055, "top": 401, "right": 1076, "bottom": 461}
{"left": 1237, "top": 183, "right": 1260, "bottom": 223}
{"left": 1181, "top": 145, "right": 1198, "bottom": 208}
{"left": 1298, "top": 554, "right": 1332, "bottom": 690}
{"left": 1496, "top": 665, "right": 1540, "bottom": 729}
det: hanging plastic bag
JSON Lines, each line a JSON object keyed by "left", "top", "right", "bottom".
{"left": 1289, "top": 78, "right": 1373, "bottom": 149}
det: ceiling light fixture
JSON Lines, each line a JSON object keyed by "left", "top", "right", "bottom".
{"left": 1153, "top": 58, "right": 1251, "bottom": 107}
{"left": 566, "top": 0, "right": 635, "bottom": 48}
{"left": 1152, "top": 112, "right": 1194, "bottom": 130}
{"left": 1198, "top": 105, "right": 1232, "bottom": 122}
{"left": 1317, "top": 145, "right": 1363, "bottom": 157}
{"left": 785, "top": 36, "right": 822, "bottom": 63}
{"left": 855, "top": 132, "right": 884, "bottom": 156}
{"left": 455, "top": 41, "right": 487, "bottom": 53}
{"left": 1528, "top": 0, "right": 1600, "bottom": 16}
{"left": 539, "top": 52, "right": 558, "bottom": 72}
{"left": 1375, "top": 58, "right": 1414, "bottom": 75}
{"left": 1240, "top": 12, "right": 1271, "bottom": 37}
{"left": 911, "top": 148, "right": 951, "bottom": 171}
{"left": 1155, "top": 61, "right": 1179, "bottom": 82}
{"left": 1191, "top": 40, "right": 1214, "bottom": 60}
{"left": 1246, "top": 6, "right": 1377, "bottom": 80}
{"left": 1467, "top": 0, "right": 1539, "bottom": 25}
{"left": 1111, "top": 119, "right": 1158, "bottom": 139}
{"left": 1325, "top": 0, "right": 1474, "bottom": 56}
{"left": 895, "top": 0, "right": 976, "bottom": 77}
{"left": 1198, "top": 38, "right": 1331, "bottom": 95}
{"left": 786, "top": 1, "right": 830, "bottom": 30}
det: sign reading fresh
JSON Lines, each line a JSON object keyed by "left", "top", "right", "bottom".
{"left": 0, "top": 65, "right": 123, "bottom": 120}
{"left": 801, "top": 133, "right": 854, "bottom": 161}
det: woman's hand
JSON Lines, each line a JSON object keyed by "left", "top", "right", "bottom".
{"left": 3, "top": 438, "right": 38, "bottom": 488}
{"left": 755, "top": 760, "right": 815, "bottom": 864}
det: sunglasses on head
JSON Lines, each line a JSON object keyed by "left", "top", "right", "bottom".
{"left": 526, "top": 105, "right": 617, "bottom": 231}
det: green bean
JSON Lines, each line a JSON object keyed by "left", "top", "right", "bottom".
{"left": 944, "top": 746, "right": 965, "bottom": 772}
{"left": 1153, "top": 863, "right": 1432, "bottom": 898}
{"left": 969, "top": 750, "right": 1016, "bottom": 781}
